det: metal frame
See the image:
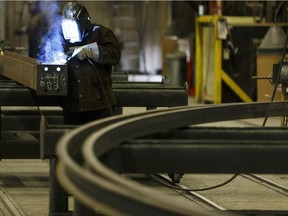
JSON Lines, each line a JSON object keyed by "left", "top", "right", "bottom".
{"left": 195, "top": 15, "right": 254, "bottom": 103}
{"left": 104, "top": 126, "right": 288, "bottom": 173}
{"left": 0, "top": 75, "right": 189, "bottom": 215}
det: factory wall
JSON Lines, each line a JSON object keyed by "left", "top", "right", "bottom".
{"left": 2, "top": 1, "right": 172, "bottom": 75}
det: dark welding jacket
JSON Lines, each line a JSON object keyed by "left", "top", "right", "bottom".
{"left": 59, "top": 24, "right": 121, "bottom": 112}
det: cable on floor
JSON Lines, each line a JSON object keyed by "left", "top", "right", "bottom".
{"left": 149, "top": 173, "right": 239, "bottom": 192}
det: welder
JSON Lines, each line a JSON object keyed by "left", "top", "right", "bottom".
{"left": 58, "top": 2, "right": 121, "bottom": 124}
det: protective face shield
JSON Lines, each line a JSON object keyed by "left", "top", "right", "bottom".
{"left": 61, "top": 2, "right": 91, "bottom": 43}
{"left": 62, "top": 18, "right": 81, "bottom": 43}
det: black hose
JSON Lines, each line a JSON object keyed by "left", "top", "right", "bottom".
{"left": 149, "top": 173, "right": 239, "bottom": 192}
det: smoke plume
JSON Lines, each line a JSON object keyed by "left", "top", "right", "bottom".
{"left": 37, "top": 1, "right": 66, "bottom": 64}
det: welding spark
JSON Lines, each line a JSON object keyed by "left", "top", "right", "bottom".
{"left": 37, "top": 1, "right": 67, "bottom": 65}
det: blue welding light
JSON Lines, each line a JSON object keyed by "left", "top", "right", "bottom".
{"left": 37, "top": 1, "right": 67, "bottom": 65}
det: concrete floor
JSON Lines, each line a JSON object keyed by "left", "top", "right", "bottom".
{"left": 0, "top": 159, "right": 50, "bottom": 216}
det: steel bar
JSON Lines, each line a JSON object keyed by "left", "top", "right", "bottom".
{"left": 113, "top": 82, "right": 188, "bottom": 107}
{"left": 0, "top": 132, "right": 39, "bottom": 159}
{"left": 49, "top": 157, "right": 69, "bottom": 215}
{"left": 0, "top": 52, "right": 68, "bottom": 95}
{"left": 57, "top": 110, "right": 212, "bottom": 216}
{"left": 0, "top": 76, "right": 188, "bottom": 160}
{"left": 101, "top": 138, "right": 288, "bottom": 173}
{"left": 0, "top": 83, "right": 188, "bottom": 107}
{"left": 0, "top": 87, "right": 60, "bottom": 106}
{"left": 135, "top": 126, "right": 288, "bottom": 140}
{"left": 40, "top": 125, "right": 75, "bottom": 159}
{"left": 0, "top": 51, "right": 37, "bottom": 90}
{"left": 111, "top": 72, "right": 128, "bottom": 82}
{"left": 100, "top": 127, "right": 288, "bottom": 173}
{"left": 56, "top": 101, "right": 288, "bottom": 216}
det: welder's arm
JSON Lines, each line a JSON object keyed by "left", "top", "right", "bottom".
{"left": 76, "top": 42, "right": 99, "bottom": 62}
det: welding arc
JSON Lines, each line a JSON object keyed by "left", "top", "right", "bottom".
{"left": 87, "top": 58, "right": 114, "bottom": 116}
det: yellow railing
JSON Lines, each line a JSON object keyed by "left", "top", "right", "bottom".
{"left": 195, "top": 15, "right": 253, "bottom": 103}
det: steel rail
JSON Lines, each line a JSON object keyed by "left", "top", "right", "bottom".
{"left": 57, "top": 108, "right": 220, "bottom": 216}
{"left": 240, "top": 174, "right": 288, "bottom": 196}
{"left": 155, "top": 174, "right": 226, "bottom": 211}
{"left": 56, "top": 101, "right": 288, "bottom": 216}
{"left": 56, "top": 106, "right": 226, "bottom": 216}
{"left": 0, "top": 187, "right": 25, "bottom": 216}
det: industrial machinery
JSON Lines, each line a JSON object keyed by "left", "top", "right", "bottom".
{"left": 195, "top": 15, "right": 288, "bottom": 104}
{"left": 0, "top": 43, "right": 190, "bottom": 216}
{"left": 0, "top": 51, "right": 68, "bottom": 95}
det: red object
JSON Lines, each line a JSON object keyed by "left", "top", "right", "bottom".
{"left": 186, "top": 58, "right": 195, "bottom": 96}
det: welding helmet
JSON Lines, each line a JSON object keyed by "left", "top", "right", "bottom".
{"left": 62, "top": 2, "right": 91, "bottom": 43}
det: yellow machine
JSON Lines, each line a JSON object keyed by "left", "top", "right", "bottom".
{"left": 195, "top": 15, "right": 282, "bottom": 104}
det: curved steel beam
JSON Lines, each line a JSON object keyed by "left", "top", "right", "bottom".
{"left": 56, "top": 101, "right": 288, "bottom": 215}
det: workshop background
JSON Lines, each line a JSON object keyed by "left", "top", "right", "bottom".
{"left": 2, "top": 1, "right": 287, "bottom": 103}
{"left": 1, "top": 1, "right": 288, "bottom": 216}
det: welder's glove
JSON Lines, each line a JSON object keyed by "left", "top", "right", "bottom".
{"left": 76, "top": 42, "right": 99, "bottom": 62}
